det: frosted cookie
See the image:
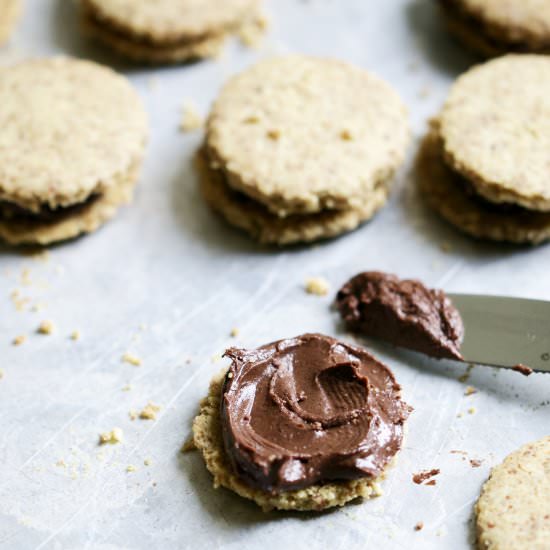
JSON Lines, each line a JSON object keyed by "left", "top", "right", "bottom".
{"left": 205, "top": 55, "right": 410, "bottom": 217}
{"left": 0, "top": 0, "right": 20, "bottom": 45}
{"left": 81, "top": 0, "right": 262, "bottom": 64}
{"left": 475, "top": 436, "right": 550, "bottom": 549}
{"left": 192, "top": 334, "right": 411, "bottom": 512}
{"left": 196, "top": 148, "right": 389, "bottom": 245}
{"left": 438, "top": 0, "right": 550, "bottom": 56}
{"left": 416, "top": 127, "right": 550, "bottom": 244}
{"left": 0, "top": 57, "right": 147, "bottom": 245}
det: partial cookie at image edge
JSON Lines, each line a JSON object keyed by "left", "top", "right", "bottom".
{"left": 192, "top": 369, "right": 385, "bottom": 512}
{"left": 0, "top": 0, "right": 20, "bottom": 45}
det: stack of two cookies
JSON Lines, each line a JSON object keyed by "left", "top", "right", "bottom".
{"left": 418, "top": 54, "right": 550, "bottom": 245}
{"left": 198, "top": 56, "right": 410, "bottom": 246}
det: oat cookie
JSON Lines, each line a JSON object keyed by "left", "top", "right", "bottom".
{"left": 205, "top": 55, "right": 410, "bottom": 217}
{"left": 475, "top": 436, "right": 550, "bottom": 549}
{"left": 0, "top": 0, "right": 20, "bottom": 45}
{"left": 82, "top": 0, "right": 261, "bottom": 64}
{"left": 192, "top": 369, "right": 385, "bottom": 512}
{"left": 438, "top": 55, "right": 550, "bottom": 211}
{"left": 439, "top": 0, "right": 550, "bottom": 56}
{"left": 416, "top": 128, "right": 550, "bottom": 244}
{"left": 196, "top": 148, "right": 389, "bottom": 246}
{"left": 0, "top": 57, "right": 147, "bottom": 245}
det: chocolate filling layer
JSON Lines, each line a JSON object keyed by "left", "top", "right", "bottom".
{"left": 337, "top": 272, "right": 464, "bottom": 361}
{"left": 221, "top": 333, "right": 410, "bottom": 493}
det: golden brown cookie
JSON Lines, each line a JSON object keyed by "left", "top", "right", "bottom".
{"left": 475, "top": 436, "right": 550, "bottom": 550}
{"left": 0, "top": 0, "right": 20, "bottom": 45}
{"left": 205, "top": 55, "right": 410, "bottom": 217}
{"left": 0, "top": 57, "right": 148, "bottom": 245}
{"left": 82, "top": 0, "right": 262, "bottom": 64}
{"left": 192, "top": 369, "right": 385, "bottom": 512}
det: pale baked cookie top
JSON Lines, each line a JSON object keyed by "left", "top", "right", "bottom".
{"left": 439, "top": 55, "right": 550, "bottom": 211}
{"left": 83, "top": 0, "right": 259, "bottom": 43}
{"left": 0, "top": 57, "right": 148, "bottom": 211}
{"left": 475, "top": 436, "right": 550, "bottom": 550}
{"left": 206, "top": 55, "right": 410, "bottom": 216}
{"left": 457, "top": 0, "right": 550, "bottom": 46}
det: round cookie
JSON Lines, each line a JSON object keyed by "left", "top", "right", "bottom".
{"left": 206, "top": 55, "right": 410, "bottom": 217}
{"left": 416, "top": 127, "right": 550, "bottom": 244}
{"left": 196, "top": 149, "right": 389, "bottom": 245}
{"left": 475, "top": 436, "right": 550, "bottom": 549}
{"left": 0, "top": 0, "right": 20, "bottom": 45}
{"left": 0, "top": 57, "right": 147, "bottom": 245}
{"left": 82, "top": 0, "right": 260, "bottom": 64}
{"left": 441, "top": 0, "right": 550, "bottom": 55}
{"left": 438, "top": 55, "right": 550, "bottom": 212}
{"left": 192, "top": 369, "right": 385, "bottom": 512}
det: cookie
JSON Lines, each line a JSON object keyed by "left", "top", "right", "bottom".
{"left": 81, "top": 0, "right": 261, "bottom": 64}
{"left": 438, "top": 0, "right": 550, "bottom": 56}
{"left": 416, "top": 127, "right": 550, "bottom": 244}
{"left": 475, "top": 436, "right": 550, "bottom": 549}
{"left": 205, "top": 55, "right": 410, "bottom": 217}
{"left": 0, "top": 57, "right": 148, "bottom": 245}
{"left": 0, "top": 0, "right": 20, "bottom": 45}
{"left": 192, "top": 369, "right": 385, "bottom": 512}
{"left": 196, "top": 148, "right": 389, "bottom": 245}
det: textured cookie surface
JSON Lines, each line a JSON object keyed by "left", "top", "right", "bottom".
{"left": 83, "top": 0, "right": 259, "bottom": 43}
{"left": 475, "top": 436, "right": 550, "bottom": 550}
{"left": 416, "top": 128, "right": 550, "bottom": 244}
{"left": 0, "top": 57, "right": 147, "bottom": 211}
{"left": 197, "top": 149, "right": 388, "bottom": 245}
{"left": 192, "top": 369, "right": 384, "bottom": 512}
{"left": 0, "top": 0, "right": 20, "bottom": 45}
{"left": 439, "top": 55, "right": 550, "bottom": 211}
{"left": 206, "top": 55, "right": 409, "bottom": 216}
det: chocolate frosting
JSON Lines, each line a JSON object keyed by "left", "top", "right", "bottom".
{"left": 336, "top": 272, "right": 464, "bottom": 360}
{"left": 221, "top": 333, "right": 410, "bottom": 493}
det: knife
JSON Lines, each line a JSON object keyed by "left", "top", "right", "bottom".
{"left": 448, "top": 294, "right": 550, "bottom": 373}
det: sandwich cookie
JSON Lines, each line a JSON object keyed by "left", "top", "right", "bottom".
{"left": 0, "top": 57, "right": 148, "bottom": 245}
{"left": 199, "top": 55, "right": 410, "bottom": 245}
{"left": 438, "top": 0, "right": 550, "bottom": 57}
{"left": 0, "top": 0, "right": 20, "bottom": 45}
{"left": 81, "top": 0, "right": 262, "bottom": 64}
{"left": 417, "top": 55, "right": 550, "bottom": 244}
{"left": 475, "top": 436, "right": 550, "bottom": 550}
{"left": 192, "top": 333, "right": 411, "bottom": 512}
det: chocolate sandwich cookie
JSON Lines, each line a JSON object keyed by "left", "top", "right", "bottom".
{"left": 0, "top": 0, "right": 20, "bottom": 45}
{"left": 192, "top": 333, "right": 411, "bottom": 511}
{"left": 0, "top": 57, "right": 148, "bottom": 245}
{"left": 81, "top": 0, "right": 263, "bottom": 64}
{"left": 417, "top": 55, "right": 550, "bottom": 244}
{"left": 475, "top": 436, "right": 550, "bottom": 550}
{"left": 438, "top": 0, "right": 550, "bottom": 57}
{"left": 336, "top": 272, "right": 464, "bottom": 360}
{"left": 198, "top": 55, "right": 410, "bottom": 245}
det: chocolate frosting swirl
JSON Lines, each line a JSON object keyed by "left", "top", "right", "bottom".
{"left": 221, "top": 333, "right": 410, "bottom": 493}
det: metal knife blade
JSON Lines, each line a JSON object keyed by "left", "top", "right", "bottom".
{"left": 448, "top": 294, "right": 550, "bottom": 373}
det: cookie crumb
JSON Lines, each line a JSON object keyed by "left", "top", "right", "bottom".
{"left": 237, "top": 14, "right": 268, "bottom": 48}
{"left": 144, "top": 458, "right": 152, "bottom": 466}
{"left": 305, "top": 277, "right": 330, "bottom": 296}
{"left": 413, "top": 469, "right": 440, "bottom": 485}
{"left": 122, "top": 353, "right": 142, "bottom": 366}
{"left": 180, "top": 101, "right": 204, "bottom": 132}
{"left": 267, "top": 129, "right": 280, "bottom": 140}
{"left": 468, "top": 407, "right": 477, "bottom": 415}
{"left": 37, "top": 320, "right": 54, "bottom": 335}
{"left": 126, "top": 465, "right": 137, "bottom": 473}
{"left": 139, "top": 402, "right": 161, "bottom": 421}
{"left": 70, "top": 330, "right": 80, "bottom": 341}
{"left": 470, "top": 458, "right": 483, "bottom": 468}
{"left": 122, "top": 384, "right": 132, "bottom": 392}
{"left": 129, "top": 409, "right": 138, "bottom": 421}
{"left": 458, "top": 364, "right": 475, "bottom": 383}
{"left": 230, "top": 328, "right": 240, "bottom": 337}
{"left": 55, "top": 459, "right": 66, "bottom": 468}
{"left": 414, "top": 522, "right": 424, "bottom": 531}
{"left": 13, "top": 335, "right": 26, "bottom": 346}
{"left": 99, "top": 427, "right": 124, "bottom": 445}
{"left": 512, "top": 363, "right": 533, "bottom": 376}
{"left": 464, "top": 386, "right": 477, "bottom": 396}
{"left": 340, "top": 130, "right": 353, "bottom": 141}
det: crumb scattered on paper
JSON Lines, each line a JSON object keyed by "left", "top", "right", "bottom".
{"left": 238, "top": 14, "right": 269, "bottom": 48}
{"left": 99, "top": 428, "right": 124, "bottom": 445}
{"left": 144, "top": 459, "right": 152, "bottom": 466}
{"left": 122, "top": 353, "right": 142, "bottom": 366}
{"left": 414, "top": 522, "right": 424, "bottom": 531}
{"left": 464, "top": 386, "right": 477, "bottom": 396}
{"left": 458, "top": 364, "right": 475, "bottom": 383}
{"left": 37, "top": 320, "right": 54, "bottom": 335}
{"left": 470, "top": 459, "right": 483, "bottom": 468}
{"left": 512, "top": 363, "right": 533, "bottom": 376}
{"left": 468, "top": 407, "right": 477, "bottom": 415}
{"left": 180, "top": 101, "right": 204, "bottom": 133}
{"left": 13, "top": 335, "right": 26, "bottom": 346}
{"left": 413, "top": 469, "right": 440, "bottom": 485}
{"left": 70, "top": 330, "right": 80, "bottom": 341}
{"left": 139, "top": 402, "right": 161, "bottom": 421}
{"left": 126, "top": 465, "right": 137, "bottom": 473}
{"left": 230, "top": 328, "right": 240, "bottom": 337}
{"left": 129, "top": 409, "right": 138, "bottom": 421}
{"left": 305, "top": 277, "right": 330, "bottom": 296}
{"left": 122, "top": 384, "right": 132, "bottom": 392}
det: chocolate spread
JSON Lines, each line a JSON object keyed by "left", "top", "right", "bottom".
{"left": 336, "top": 272, "right": 464, "bottom": 361}
{"left": 221, "top": 333, "right": 410, "bottom": 493}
